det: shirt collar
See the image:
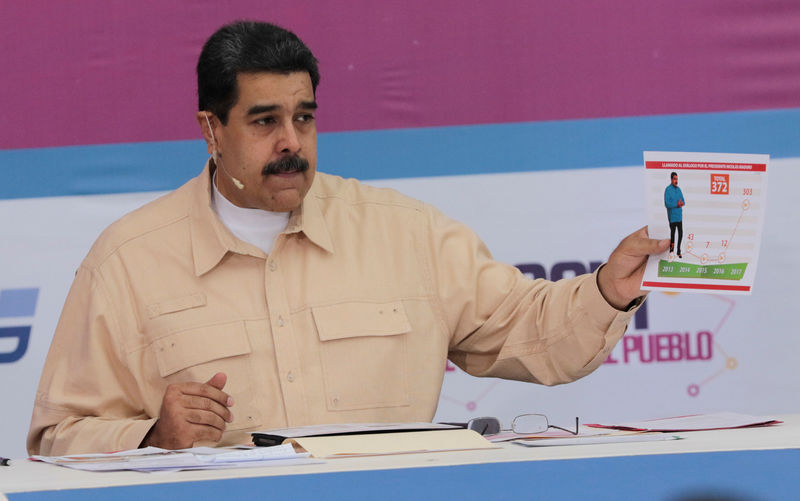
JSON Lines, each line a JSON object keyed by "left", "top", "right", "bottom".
{"left": 189, "top": 160, "right": 334, "bottom": 276}
{"left": 286, "top": 176, "right": 335, "bottom": 255}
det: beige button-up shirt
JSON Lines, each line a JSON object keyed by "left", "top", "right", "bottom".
{"left": 28, "top": 163, "right": 637, "bottom": 455}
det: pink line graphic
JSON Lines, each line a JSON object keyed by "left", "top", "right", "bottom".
{"left": 687, "top": 295, "right": 738, "bottom": 397}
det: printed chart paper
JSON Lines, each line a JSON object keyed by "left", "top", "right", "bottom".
{"left": 641, "top": 151, "right": 768, "bottom": 295}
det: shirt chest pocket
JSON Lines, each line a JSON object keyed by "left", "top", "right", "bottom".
{"left": 153, "top": 321, "right": 262, "bottom": 431}
{"left": 312, "top": 301, "right": 411, "bottom": 411}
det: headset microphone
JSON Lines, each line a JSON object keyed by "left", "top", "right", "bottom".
{"left": 204, "top": 114, "right": 245, "bottom": 190}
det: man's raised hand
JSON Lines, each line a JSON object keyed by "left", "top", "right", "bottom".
{"left": 597, "top": 227, "right": 670, "bottom": 310}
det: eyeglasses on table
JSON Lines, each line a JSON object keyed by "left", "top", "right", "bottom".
{"left": 443, "top": 414, "right": 579, "bottom": 436}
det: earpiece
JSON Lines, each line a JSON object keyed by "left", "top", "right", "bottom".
{"left": 204, "top": 114, "right": 244, "bottom": 190}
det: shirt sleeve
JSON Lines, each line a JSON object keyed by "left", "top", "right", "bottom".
{"left": 27, "top": 265, "right": 155, "bottom": 456}
{"left": 424, "top": 203, "right": 639, "bottom": 385}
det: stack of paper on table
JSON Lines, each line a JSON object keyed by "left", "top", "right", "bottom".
{"left": 30, "top": 444, "right": 320, "bottom": 472}
{"left": 512, "top": 433, "right": 680, "bottom": 447}
{"left": 587, "top": 412, "right": 781, "bottom": 432}
{"left": 483, "top": 427, "right": 679, "bottom": 447}
{"left": 252, "top": 423, "right": 496, "bottom": 458}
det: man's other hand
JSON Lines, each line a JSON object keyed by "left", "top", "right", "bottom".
{"left": 597, "top": 227, "right": 669, "bottom": 310}
{"left": 141, "top": 372, "right": 234, "bottom": 449}
{"left": 678, "top": 200, "right": 684, "bottom": 207}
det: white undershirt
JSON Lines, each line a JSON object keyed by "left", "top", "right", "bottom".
{"left": 211, "top": 174, "right": 289, "bottom": 255}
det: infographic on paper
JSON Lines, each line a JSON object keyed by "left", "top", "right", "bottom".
{"left": 641, "top": 151, "right": 768, "bottom": 295}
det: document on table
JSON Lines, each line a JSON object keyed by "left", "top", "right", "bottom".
{"left": 587, "top": 412, "right": 781, "bottom": 432}
{"left": 514, "top": 433, "right": 680, "bottom": 447}
{"left": 252, "top": 423, "right": 495, "bottom": 458}
{"left": 641, "top": 151, "right": 768, "bottom": 295}
{"left": 284, "top": 429, "right": 496, "bottom": 458}
{"left": 30, "top": 443, "right": 321, "bottom": 472}
{"left": 486, "top": 425, "right": 679, "bottom": 447}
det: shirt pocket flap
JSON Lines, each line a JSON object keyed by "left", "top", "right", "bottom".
{"left": 146, "top": 292, "right": 207, "bottom": 318}
{"left": 154, "top": 322, "right": 251, "bottom": 377}
{"left": 312, "top": 301, "right": 411, "bottom": 341}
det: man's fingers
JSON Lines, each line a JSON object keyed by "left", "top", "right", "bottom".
{"left": 192, "top": 424, "right": 225, "bottom": 444}
{"left": 185, "top": 408, "right": 228, "bottom": 431}
{"left": 182, "top": 394, "right": 234, "bottom": 423}
{"left": 149, "top": 378, "right": 235, "bottom": 449}
{"left": 620, "top": 227, "right": 669, "bottom": 257}
{"left": 180, "top": 381, "right": 234, "bottom": 408}
{"left": 638, "top": 237, "right": 670, "bottom": 256}
{"left": 206, "top": 372, "right": 227, "bottom": 391}
{"left": 205, "top": 372, "right": 234, "bottom": 406}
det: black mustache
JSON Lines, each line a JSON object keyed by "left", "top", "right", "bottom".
{"left": 262, "top": 156, "right": 309, "bottom": 176}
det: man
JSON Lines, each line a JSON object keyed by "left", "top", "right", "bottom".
{"left": 28, "top": 21, "right": 668, "bottom": 455}
{"left": 664, "top": 172, "right": 686, "bottom": 258}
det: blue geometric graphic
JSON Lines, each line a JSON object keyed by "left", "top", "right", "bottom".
{"left": 0, "top": 288, "right": 39, "bottom": 317}
{"left": 0, "top": 326, "right": 31, "bottom": 363}
{"left": 0, "top": 287, "right": 38, "bottom": 363}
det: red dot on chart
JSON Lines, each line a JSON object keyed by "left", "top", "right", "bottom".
{"left": 466, "top": 401, "right": 477, "bottom": 411}
{"left": 687, "top": 384, "right": 700, "bottom": 397}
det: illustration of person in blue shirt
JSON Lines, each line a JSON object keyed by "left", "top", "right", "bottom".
{"left": 664, "top": 171, "right": 686, "bottom": 258}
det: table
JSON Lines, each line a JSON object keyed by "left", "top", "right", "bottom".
{"left": 3, "top": 415, "right": 799, "bottom": 501}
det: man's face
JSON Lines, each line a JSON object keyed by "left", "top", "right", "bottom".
{"left": 201, "top": 71, "right": 318, "bottom": 212}
{"left": 672, "top": 175, "right": 678, "bottom": 186}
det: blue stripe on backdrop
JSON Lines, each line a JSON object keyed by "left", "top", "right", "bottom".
{"left": 1, "top": 108, "right": 798, "bottom": 200}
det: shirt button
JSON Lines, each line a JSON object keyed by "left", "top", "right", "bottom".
{"left": 269, "top": 261, "right": 277, "bottom": 272}
{"left": 278, "top": 316, "right": 285, "bottom": 327}
{"left": 287, "top": 371, "right": 295, "bottom": 382}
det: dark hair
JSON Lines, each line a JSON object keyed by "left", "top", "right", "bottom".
{"left": 671, "top": 172, "right": 678, "bottom": 179}
{"left": 197, "top": 21, "right": 320, "bottom": 124}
